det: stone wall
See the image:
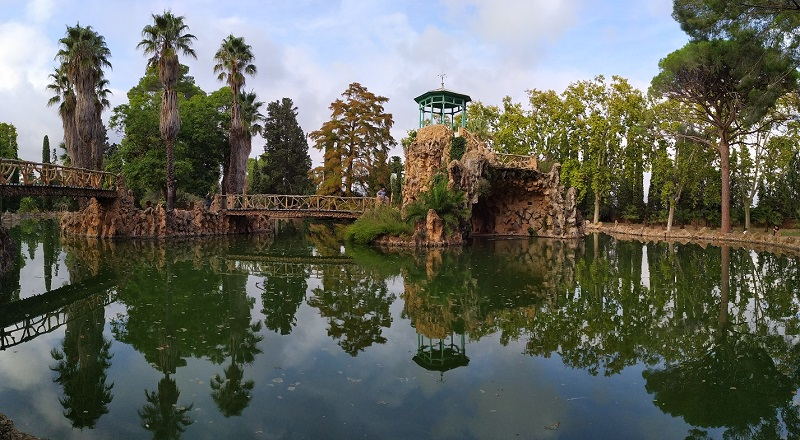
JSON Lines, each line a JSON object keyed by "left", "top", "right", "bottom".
{"left": 60, "top": 190, "right": 272, "bottom": 238}
{"left": 402, "top": 125, "right": 583, "bottom": 239}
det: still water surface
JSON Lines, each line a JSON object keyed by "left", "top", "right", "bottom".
{"left": 1, "top": 220, "right": 799, "bottom": 439}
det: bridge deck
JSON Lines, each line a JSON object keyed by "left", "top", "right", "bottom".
{"left": 0, "top": 159, "right": 119, "bottom": 199}
{"left": 220, "top": 194, "right": 375, "bottom": 218}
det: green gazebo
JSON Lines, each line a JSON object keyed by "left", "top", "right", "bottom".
{"left": 414, "top": 87, "right": 471, "bottom": 129}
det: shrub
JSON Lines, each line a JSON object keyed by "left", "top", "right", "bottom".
{"left": 405, "top": 174, "right": 469, "bottom": 231}
{"left": 17, "top": 197, "right": 39, "bottom": 213}
{"left": 345, "top": 205, "right": 413, "bottom": 245}
{"left": 450, "top": 136, "right": 466, "bottom": 161}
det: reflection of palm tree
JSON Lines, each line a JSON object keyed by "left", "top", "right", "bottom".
{"left": 50, "top": 305, "right": 113, "bottom": 429}
{"left": 209, "top": 275, "right": 262, "bottom": 416}
{"left": 210, "top": 363, "right": 254, "bottom": 417}
{"left": 140, "top": 374, "right": 193, "bottom": 440}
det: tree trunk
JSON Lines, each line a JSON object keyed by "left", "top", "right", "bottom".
{"left": 593, "top": 192, "right": 600, "bottom": 224}
{"left": 224, "top": 86, "right": 248, "bottom": 195}
{"left": 71, "top": 69, "right": 98, "bottom": 170}
{"left": 719, "top": 136, "right": 732, "bottom": 233}
{"left": 165, "top": 138, "right": 176, "bottom": 211}
{"left": 667, "top": 200, "right": 675, "bottom": 232}
{"left": 160, "top": 56, "right": 180, "bottom": 210}
{"left": 744, "top": 200, "right": 751, "bottom": 232}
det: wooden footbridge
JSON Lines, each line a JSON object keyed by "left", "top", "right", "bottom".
{"left": 0, "top": 159, "right": 119, "bottom": 199}
{"left": 1, "top": 153, "right": 538, "bottom": 218}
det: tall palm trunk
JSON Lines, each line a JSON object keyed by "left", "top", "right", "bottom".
{"left": 72, "top": 70, "right": 99, "bottom": 170}
{"left": 160, "top": 54, "right": 180, "bottom": 211}
{"left": 225, "top": 85, "right": 248, "bottom": 194}
{"left": 60, "top": 98, "right": 78, "bottom": 165}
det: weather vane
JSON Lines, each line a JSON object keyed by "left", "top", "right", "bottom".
{"left": 438, "top": 73, "right": 446, "bottom": 89}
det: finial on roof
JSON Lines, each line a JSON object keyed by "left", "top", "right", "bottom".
{"left": 438, "top": 73, "right": 446, "bottom": 89}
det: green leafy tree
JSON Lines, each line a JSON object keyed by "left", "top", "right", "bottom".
{"left": 214, "top": 35, "right": 257, "bottom": 195}
{"left": 309, "top": 82, "right": 395, "bottom": 196}
{"left": 0, "top": 123, "right": 19, "bottom": 212}
{"left": 731, "top": 95, "right": 799, "bottom": 230}
{"left": 137, "top": 11, "right": 197, "bottom": 211}
{"left": 108, "top": 66, "right": 227, "bottom": 203}
{"left": 251, "top": 98, "right": 312, "bottom": 194}
{"left": 650, "top": 100, "right": 715, "bottom": 230}
{"left": 493, "top": 96, "right": 533, "bottom": 154}
{"left": 463, "top": 101, "right": 499, "bottom": 142}
{"left": 651, "top": 38, "right": 796, "bottom": 232}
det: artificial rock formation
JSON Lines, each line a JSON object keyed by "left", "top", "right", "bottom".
{"left": 403, "top": 125, "right": 583, "bottom": 239}
{"left": 60, "top": 190, "right": 272, "bottom": 238}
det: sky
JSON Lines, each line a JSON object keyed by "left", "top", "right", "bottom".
{"left": 0, "top": 0, "right": 688, "bottom": 164}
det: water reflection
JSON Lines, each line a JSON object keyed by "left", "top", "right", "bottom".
{"left": 1, "top": 222, "right": 800, "bottom": 438}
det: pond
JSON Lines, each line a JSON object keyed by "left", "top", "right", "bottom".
{"left": 0, "top": 220, "right": 799, "bottom": 439}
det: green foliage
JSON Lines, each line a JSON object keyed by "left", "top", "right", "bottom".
{"left": 107, "top": 66, "right": 227, "bottom": 204}
{"left": 405, "top": 174, "right": 469, "bottom": 231}
{"left": 310, "top": 83, "right": 395, "bottom": 196}
{"left": 345, "top": 205, "right": 413, "bottom": 245}
{"left": 0, "top": 123, "right": 18, "bottom": 159}
{"left": 450, "top": 136, "right": 466, "bottom": 161}
{"left": 18, "top": 197, "right": 39, "bottom": 213}
{"left": 250, "top": 98, "right": 313, "bottom": 195}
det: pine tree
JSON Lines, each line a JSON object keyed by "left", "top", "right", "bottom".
{"left": 251, "top": 98, "right": 313, "bottom": 195}
{"left": 309, "top": 83, "right": 395, "bottom": 196}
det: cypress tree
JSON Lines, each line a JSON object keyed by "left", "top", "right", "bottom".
{"left": 254, "top": 98, "right": 313, "bottom": 195}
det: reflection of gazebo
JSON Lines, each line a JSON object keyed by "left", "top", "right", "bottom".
{"left": 413, "top": 332, "right": 469, "bottom": 380}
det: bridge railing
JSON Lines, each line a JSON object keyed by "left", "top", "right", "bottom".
{"left": 222, "top": 194, "right": 375, "bottom": 213}
{"left": 493, "top": 153, "right": 538, "bottom": 170}
{"left": 0, "top": 159, "right": 119, "bottom": 191}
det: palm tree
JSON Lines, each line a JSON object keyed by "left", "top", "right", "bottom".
{"left": 240, "top": 91, "right": 265, "bottom": 192}
{"left": 56, "top": 24, "right": 111, "bottom": 170}
{"left": 214, "top": 35, "right": 257, "bottom": 194}
{"left": 137, "top": 12, "right": 196, "bottom": 210}
{"left": 46, "top": 67, "right": 78, "bottom": 166}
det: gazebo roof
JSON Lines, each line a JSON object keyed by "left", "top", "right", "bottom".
{"left": 414, "top": 88, "right": 472, "bottom": 106}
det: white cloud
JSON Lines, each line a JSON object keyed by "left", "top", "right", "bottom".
{"left": 444, "top": 0, "right": 580, "bottom": 60}
{"left": 26, "top": 0, "right": 57, "bottom": 22}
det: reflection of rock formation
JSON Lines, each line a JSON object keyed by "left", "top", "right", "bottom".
{"left": 402, "top": 125, "right": 583, "bottom": 238}
{"left": 400, "top": 239, "right": 581, "bottom": 377}
{"left": 50, "top": 301, "right": 113, "bottom": 429}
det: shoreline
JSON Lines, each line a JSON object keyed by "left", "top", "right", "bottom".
{"left": 586, "top": 222, "right": 800, "bottom": 256}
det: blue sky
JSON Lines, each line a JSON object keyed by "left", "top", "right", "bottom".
{"left": 0, "top": 0, "right": 687, "bottom": 163}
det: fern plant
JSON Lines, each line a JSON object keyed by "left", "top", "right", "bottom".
{"left": 405, "top": 174, "right": 469, "bottom": 231}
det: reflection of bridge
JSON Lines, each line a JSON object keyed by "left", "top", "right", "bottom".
{"left": 219, "top": 194, "right": 375, "bottom": 218}
{"left": 0, "top": 159, "right": 119, "bottom": 199}
{"left": 223, "top": 254, "right": 355, "bottom": 279}
{"left": 0, "top": 276, "right": 116, "bottom": 351}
